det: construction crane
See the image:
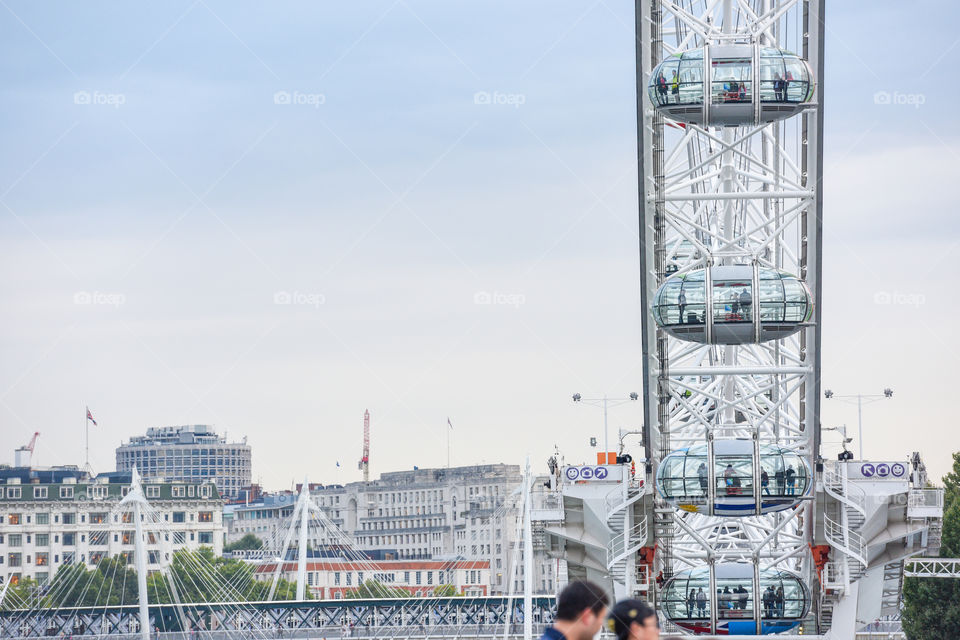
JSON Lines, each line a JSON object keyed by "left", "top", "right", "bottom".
{"left": 15, "top": 432, "right": 40, "bottom": 467}
{"left": 358, "top": 410, "right": 370, "bottom": 483}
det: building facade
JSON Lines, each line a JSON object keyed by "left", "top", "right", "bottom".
{"left": 258, "top": 559, "right": 491, "bottom": 599}
{"left": 0, "top": 467, "right": 224, "bottom": 587}
{"left": 116, "top": 425, "right": 251, "bottom": 500}
{"left": 226, "top": 464, "right": 558, "bottom": 595}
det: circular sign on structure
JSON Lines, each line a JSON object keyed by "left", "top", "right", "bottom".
{"left": 565, "top": 467, "right": 580, "bottom": 481}
{"left": 860, "top": 463, "right": 875, "bottom": 477}
{"left": 891, "top": 463, "right": 906, "bottom": 477}
{"left": 594, "top": 467, "right": 609, "bottom": 480}
{"left": 876, "top": 463, "right": 890, "bottom": 477}
{"left": 580, "top": 467, "right": 594, "bottom": 480}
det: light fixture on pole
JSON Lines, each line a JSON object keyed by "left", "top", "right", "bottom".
{"left": 571, "top": 393, "right": 639, "bottom": 457}
{"left": 823, "top": 389, "right": 893, "bottom": 460}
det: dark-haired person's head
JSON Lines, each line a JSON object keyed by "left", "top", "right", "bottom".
{"left": 607, "top": 599, "right": 659, "bottom": 640}
{"left": 549, "top": 580, "right": 610, "bottom": 640}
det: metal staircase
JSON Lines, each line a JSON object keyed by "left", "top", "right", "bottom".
{"left": 880, "top": 561, "right": 905, "bottom": 615}
{"left": 823, "top": 467, "right": 868, "bottom": 586}
{"left": 817, "top": 560, "right": 845, "bottom": 632}
{"left": 604, "top": 486, "right": 647, "bottom": 592}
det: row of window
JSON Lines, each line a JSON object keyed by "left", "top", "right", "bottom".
{"left": 119, "top": 447, "right": 249, "bottom": 457}
{"left": 0, "top": 529, "right": 215, "bottom": 548}
{"left": 0, "top": 484, "right": 214, "bottom": 500}
{"left": 357, "top": 531, "right": 444, "bottom": 547}
{"left": 361, "top": 517, "right": 445, "bottom": 531}
{"left": 2, "top": 510, "right": 213, "bottom": 526}
{"left": 320, "top": 569, "right": 480, "bottom": 587}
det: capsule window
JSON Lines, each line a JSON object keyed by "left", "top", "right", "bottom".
{"left": 711, "top": 58, "right": 752, "bottom": 105}
{"left": 712, "top": 280, "right": 753, "bottom": 324}
{"left": 715, "top": 456, "right": 753, "bottom": 498}
{"left": 663, "top": 566, "right": 810, "bottom": 624}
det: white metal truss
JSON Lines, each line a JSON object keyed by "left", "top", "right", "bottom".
{"left": 637, "top": 0, "right": 824, "bottom": 633}
{"left": 903, "top": 558, "right": 960, "bottom": 579}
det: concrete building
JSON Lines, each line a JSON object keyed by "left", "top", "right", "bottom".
{"left": 116, "top": 425, "right": 251, "bottom": 500}
{"left": 225, "top": 464, "right": 559, "bottom": 595}
{"left": 258, "top": 559, "right": 491, "bottom": 599}
{"left": 0, "top": 466, "right": 224, "bottom": 587}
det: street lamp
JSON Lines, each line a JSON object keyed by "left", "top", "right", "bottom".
{"left": 823, "top": 388, "right": 893, "bottom": 460}
{"left": 571, "top": 393, "right": 639, "bottom": 456}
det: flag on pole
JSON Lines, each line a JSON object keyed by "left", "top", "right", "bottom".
{"left": 86, "top": 407, "right": 97, "bottom": 426}
{"left": 447, "top": 417, "right": 453, "bottom": 430}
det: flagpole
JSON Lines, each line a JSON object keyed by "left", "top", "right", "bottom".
{"left": 85, "top": 406, "right": 89, "bottom": 472}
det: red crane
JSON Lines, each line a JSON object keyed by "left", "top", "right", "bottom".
{"left": 358, "top": 410, "right": 370, "bottom": 483}
{"left": 15, "top": 432, "right": 40, "bottom": 467}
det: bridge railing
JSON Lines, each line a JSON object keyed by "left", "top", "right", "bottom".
{"left": 4, "top": 624, "right": 549, "bottom": 640}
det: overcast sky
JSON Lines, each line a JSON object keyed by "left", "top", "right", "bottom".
{"left": 1, "top": 1, "right": 958, "bottom": 489}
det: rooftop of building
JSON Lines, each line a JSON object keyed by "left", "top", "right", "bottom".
{"left": 0, "top": 465, "right": 89, "bottom": 484}
{"left": 232, "top": 464, "right": 522, "bottom": 508}
{"left": 0, "top": 465, "right": 223, "bottom": 500}
{"left": 118, "top": 424, "right": 250, "bottom": 448}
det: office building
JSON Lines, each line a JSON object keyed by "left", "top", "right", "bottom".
{"left": 116, "top": 425, "right": 251, "bottom": 500}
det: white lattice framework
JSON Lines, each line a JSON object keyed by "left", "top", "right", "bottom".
{"left": 903, "top": 558, "right": 960, "bottom": 579}
{"left": 637, "top": 0, "right": 824, "bottom": 616}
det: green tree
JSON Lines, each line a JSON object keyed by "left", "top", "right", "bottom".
{"left": 902, "top": 452, "right": 960, "bottom": 640}
{"left": 1, "top": 577, "right": 46, "bottom": 610}
{"left": 343, "top": 579, "right": 408, "bottom": 599}
{"left": 1, "top": 547, "right": 308, "bottom": 610}
{"left": 224, "top": 533, "right": 263, "bottom": 552}
{"left": 431, "top": 584, "right": 459, "bottom": 597}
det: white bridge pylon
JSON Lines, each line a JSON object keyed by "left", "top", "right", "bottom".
{"left": 268, "top": 478, "right": 319, "bottom": 601}
{"left": 117, "top": 466, "right": 152, "bottom": 640}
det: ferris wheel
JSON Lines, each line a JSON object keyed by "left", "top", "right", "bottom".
{"left": 636, "top": 0, "right": 824, "bottom": 634}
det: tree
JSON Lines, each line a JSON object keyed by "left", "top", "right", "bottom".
{"left": 1, "top": 577, "right": 46, "bottom": 610}
{"left": 0, "top": 548, "right": 307, "bottom": 610}
{"left": 942, "top": 452, "right": 960, "bottom": 508}
{"left": 343, "top": 580, "right": 408, "bottom": 599}
{"left": 224, "top": 533, "right": 263, "bottom": 552}
{"left": 902, "top": 451, "right": 960, "bottom": 640}
{"left": 431, "top": 584, "right": 459, "bottom": 597}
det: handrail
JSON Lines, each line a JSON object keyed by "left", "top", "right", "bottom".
{"left": 607, "top": 518, "right": 648, "bottom": 568}
{"left": 908, "top": 488, "right": 944, "bottom": 509}
{"left": 604, "top": 485, "right": 643, "bottom": 522}
{"left": 821, "top": 560, "right": 845, "bottom": 589}
{"left": 822, "top": 469, "right": 866, "bottom": 515}
{"left": 824, "top": 514, "right": 866, "bottom": 566}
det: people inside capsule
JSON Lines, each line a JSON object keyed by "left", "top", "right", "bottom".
{"left": 656, "top": 441, "right": 810, "bottom": 515}
{"left": 652, "top": 265, "right": 813, "bottom": 344}
{"left": 661, "top": 565, "right": 808, "bottom": 634}
{"left": 649, "top": 47, "right": 813, "bottom": 108}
